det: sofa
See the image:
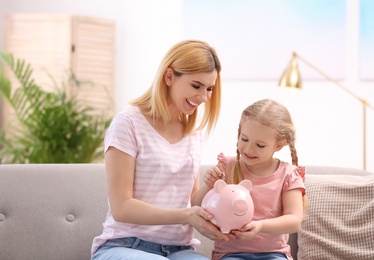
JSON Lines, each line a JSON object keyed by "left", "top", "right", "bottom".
{"left": 1, "top": 163, "right": 373, "bottom": 260}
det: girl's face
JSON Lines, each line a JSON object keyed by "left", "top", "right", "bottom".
{"left": 238, "top": 119, "right": 284, "bottom": 167}
{"left": 165, "top": 68, "right": 217, "bottom": 116}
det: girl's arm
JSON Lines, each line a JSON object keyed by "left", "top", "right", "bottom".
{"left": 232, "top": 189, "right": 303, "bottom": 239}
{"left": 191, "top": 183, "right": 211, "bottom": 207}
{"left": 191, "top": 166, "right": 223, "bottom": 206}
{"left": 258, "top": 189, "right": 304, "bottom": 233}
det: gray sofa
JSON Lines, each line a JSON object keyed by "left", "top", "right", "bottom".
{"left": 1, "top": 164, "right": 373, "bottom": 260}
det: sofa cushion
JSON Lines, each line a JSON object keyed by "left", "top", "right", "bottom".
{"left": 297, "top": 174, "right": 374, "bottom": 260}
{"left": 0, "top": 164, "right": 108, "bottom": 260}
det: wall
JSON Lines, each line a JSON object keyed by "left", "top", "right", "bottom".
{"left": 0, "top": 0, "right": 373, "bottom": 171}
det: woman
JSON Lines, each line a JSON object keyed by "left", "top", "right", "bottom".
{"left": 91, "top": 40, "right": 227, "bottom": 260}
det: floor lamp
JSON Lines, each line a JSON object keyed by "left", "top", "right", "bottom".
{"left": 279, "top": 52, "right": 374, "bottom": 170}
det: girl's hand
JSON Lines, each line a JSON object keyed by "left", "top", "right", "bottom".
{"left": 203, "top": 166, "right": 225, "bottom": 189}
{"left": 230, "top": 220, "right": 262, "bottom": 240}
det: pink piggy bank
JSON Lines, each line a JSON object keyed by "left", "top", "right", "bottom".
{"left": 202, "top": 179, "right": 254, "bottom": 234}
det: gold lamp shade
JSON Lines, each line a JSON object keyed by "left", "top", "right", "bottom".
{"left": 278, "top": 52, "right": 302, "bottom": 90}
{"left": 279, "top": 51, "right": 374, "bottom": 170}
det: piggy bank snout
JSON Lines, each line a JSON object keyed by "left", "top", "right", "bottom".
{"left": 232, "top": 198, "right": 249, "bottom": 214}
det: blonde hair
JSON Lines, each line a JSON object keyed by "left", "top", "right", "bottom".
{"left": 230, "top": 99, "right": 307, "bottom": 213}
{"left": 130, "top": 40, "right": 222, "bottom": 136}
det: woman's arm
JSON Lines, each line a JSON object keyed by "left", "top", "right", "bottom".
{"left": 106, "top": 146, "right": 191, "bottom": 225}
{"left": 105, "top": 147, "right": 228, "bottom": 240}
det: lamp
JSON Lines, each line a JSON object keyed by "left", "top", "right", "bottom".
{"left": 279, "top": 52, "right": 374, "bottom": 170}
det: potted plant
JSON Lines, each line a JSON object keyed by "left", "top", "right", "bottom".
{"left": 0, "top": 52, "right": 112, "bottom": 163}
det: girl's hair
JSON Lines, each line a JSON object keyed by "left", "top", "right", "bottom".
{"left": 130, "top": 39, "right": 222, "bottom": 136}
{"left": 231, "top": 99, "right": 308, "bottom": 214}
{"left": 231, "top": 99, "right": 298, "bottom": 184}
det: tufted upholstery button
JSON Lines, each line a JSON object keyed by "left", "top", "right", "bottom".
{"left": 66, "top": 214, "right": 76, "bottom": 222}
{"left": 0, "top": 213, "right": 5, "bottom": 221}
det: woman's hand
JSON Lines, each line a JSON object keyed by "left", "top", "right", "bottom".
{"left": 204, "top": 166, "right": 225, "bottom": 189}
{"left": 186, "top": 206, "right": 229, "bottom": 241}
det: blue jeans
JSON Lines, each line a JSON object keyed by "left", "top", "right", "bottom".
{"left": 91, "top": 237, "right": 209, "bottom": 260}
{"left": 221, "top": 252, "right": 287, "bottom": 260}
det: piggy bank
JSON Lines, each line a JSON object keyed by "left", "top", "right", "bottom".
{"left": 202, "top": 179, "right": 254, "bottom": 234}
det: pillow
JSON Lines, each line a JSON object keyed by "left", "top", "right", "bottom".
{"left": 297, "top": 174, "right": 374, "bottom": 260}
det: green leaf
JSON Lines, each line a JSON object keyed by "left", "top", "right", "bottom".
{"left": 0, "top": 52, "right": 112, "bottom": 164}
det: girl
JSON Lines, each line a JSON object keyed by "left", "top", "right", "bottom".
{"left": 91, "top": 40, "right": 228, "bottom": 260}
{"left": 193, "top": 99, "right": 306, "bottom": 260}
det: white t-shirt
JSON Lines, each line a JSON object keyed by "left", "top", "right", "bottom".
{"left": 91, "top": 105, "right": 203, "bottom": 255}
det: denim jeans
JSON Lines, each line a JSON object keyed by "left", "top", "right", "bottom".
{"left": 91, "top": 237, "right": 209, "bottom": 260}
{"left": 221, "top": 252, "right": 287, "bottom": 260}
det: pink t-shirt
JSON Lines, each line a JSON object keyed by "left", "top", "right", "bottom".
{"left": 212, "top": 153, "right": 306, "bottom": 260}
{"left": 91, "top": 105, "right": 203, "bottom": 255}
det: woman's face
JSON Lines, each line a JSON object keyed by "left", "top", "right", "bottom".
{"left": 165, "top": 68, "right": 217, "bottom": 116}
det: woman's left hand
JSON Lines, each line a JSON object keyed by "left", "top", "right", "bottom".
{"left": 187, "top": 206, "right": 230, "bottom": 241}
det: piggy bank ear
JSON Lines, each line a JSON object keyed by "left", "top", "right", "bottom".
{"left": 214, "top": 179, "right": 227, "bottom": 192}
{"left": 238, "top": 179, "right": 252, "bottom": 191}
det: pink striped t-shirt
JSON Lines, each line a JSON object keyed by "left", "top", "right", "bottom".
{"left": 91, "top": 105, "right": 203, "bottom": 255}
